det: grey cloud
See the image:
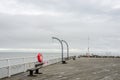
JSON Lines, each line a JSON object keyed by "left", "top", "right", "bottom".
{"left": 0, "top": 0, "right": 120, "bottom": 54}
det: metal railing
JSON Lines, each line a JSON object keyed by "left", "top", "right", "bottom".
{"left": 0, "top": 56, "right": 62, "bottom": 79}
{"left": 0, "top": 56, "right": 36, "bottom": 78}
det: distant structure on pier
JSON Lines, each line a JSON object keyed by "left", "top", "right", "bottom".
{"left": 86, "top": 36, "right": 90, "bottom": 57}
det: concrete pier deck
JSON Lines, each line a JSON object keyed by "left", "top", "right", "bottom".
{"left": 1, "top": 58, "right": 120, "bottom": 80}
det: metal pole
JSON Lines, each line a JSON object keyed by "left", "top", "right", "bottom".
{"left": 88, "top": 36, "right": 89, "bottom": 54}
{"left": 23, "top": 58, "right": 26, "bottom": 72}
{"left": 61, "top": 40, "right": 69, "bottom": 60}
{"left": 52, "top": 37, "right": 65, "bottom": 63}
{"left": 87, "top": 36, "right": 90, "bottom": 57}
{"left": 7, "top": 59, "right": 11, "bottom": 77}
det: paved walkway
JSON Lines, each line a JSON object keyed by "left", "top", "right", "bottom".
{"left": 1, "top": 58, "right": 120, "bottom": 80}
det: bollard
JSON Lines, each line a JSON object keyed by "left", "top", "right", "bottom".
{"left": 62, "top": 60, "right": 67, "bottom": 64}
{"left": 73, "top": 56, "right": 76, "bottom": 60}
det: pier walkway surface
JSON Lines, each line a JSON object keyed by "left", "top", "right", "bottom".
{"left": 1, "top": 58, "right": 120, "bottom": 80}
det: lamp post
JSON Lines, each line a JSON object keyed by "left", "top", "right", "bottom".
{"left": 52, "top": 37, "right": 66, "bottom": 64}
{"left": 61, "top": 40, "right": 69, "bottom": 60}
{"left": 87, "top": 36, "right": 90, "bottom": 57}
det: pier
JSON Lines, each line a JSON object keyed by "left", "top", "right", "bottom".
{"left": 1, "top": 58, "right": 120, "bottom": 80}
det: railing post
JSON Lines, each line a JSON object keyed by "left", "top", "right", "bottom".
{"left": 7, "top": 59, "right": 11, "bottom": 77}
{"left": 23, "top": 58, "right": 26, "bottom": 72}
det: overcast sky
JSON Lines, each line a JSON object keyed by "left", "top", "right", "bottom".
{"left": 0, "top": 0, "right": 120, "bottom": 53}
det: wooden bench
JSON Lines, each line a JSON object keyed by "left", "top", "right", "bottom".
{"left": 27, "top": 62, "right": 43, "bottom": 76}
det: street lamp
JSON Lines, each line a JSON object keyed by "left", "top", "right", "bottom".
{"left": 52, "top": 37, "right": 66, "bottom": 64}
{"left": 61, "top": 40, "right": 69, "bottom": 60}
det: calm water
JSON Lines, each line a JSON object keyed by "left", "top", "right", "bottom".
{"left": 0, "top": 52, "right": 62, "bottom": 60}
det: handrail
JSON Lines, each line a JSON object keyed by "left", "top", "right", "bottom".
{"left": 0, "top": 56, "right": 36, "bottom": 61}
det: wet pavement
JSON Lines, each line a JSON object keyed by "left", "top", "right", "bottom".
{"left": 1, "top": 58, "right": 120, "bottom": 80}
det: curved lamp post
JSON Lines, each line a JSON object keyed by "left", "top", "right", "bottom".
{"left": 52, "top": 37, "right": 66, "bottom": 64}
{"left": 61, "top": 40, "right": 69, "bottom": 60}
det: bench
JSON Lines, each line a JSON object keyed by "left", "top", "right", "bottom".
{"left": 27, "top": 62, "right": 43, "bottom": 76}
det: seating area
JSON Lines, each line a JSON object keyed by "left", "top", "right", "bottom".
{"left": 27, "top": 62, "right": 43, "bottom": 76}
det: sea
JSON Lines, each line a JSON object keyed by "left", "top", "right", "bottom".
{"left": 0, "top": 52, "right": 63, "bottom": 60}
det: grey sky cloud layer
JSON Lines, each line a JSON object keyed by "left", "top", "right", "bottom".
{"left": 0, "top": 0, "right": 120, "bottom": 53}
